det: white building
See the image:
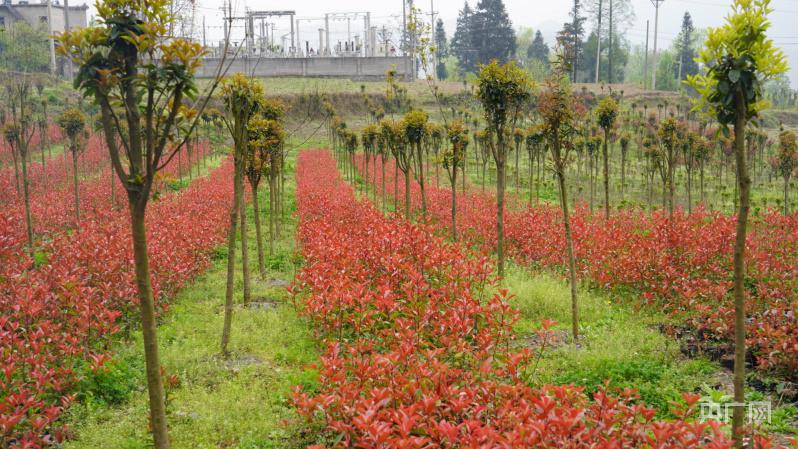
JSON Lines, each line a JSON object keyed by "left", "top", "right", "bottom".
{"left": 0, "top": 0, "right": 87, "bottom": 33}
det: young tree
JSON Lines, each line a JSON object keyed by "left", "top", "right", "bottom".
{"left": 4, "top": 74, "right": 44, "bottom": 255}
{"left": 595, "top": 96, "right": 618, "bottom": 219}
{"left": 687, "top": 1, "right": 787, "bottom": 445}
{"left": 402, "top": 110, "right": 429, "bottom": 217}
{"left": 58, "top": 0, "right": 206, "bottom": 445}
{"left": 57, "top": 108, "right": 86, "bottom": 223}
{"left": 476, "top": 60, "right": 531, "bottom": 277}
{"left": 220, "top": 74, "right": 264, "bottom": 356}
{"left": 657, "top": 118, "right": 679, "bottom": 217}
{"left": 539, "top": 61, "right": 581, "bottom": 342}
{"left": 443, "top": 120, "right": 469, "bottom": 240}
{"left": 773, "top": 129, "right": 798, "bottom": 213}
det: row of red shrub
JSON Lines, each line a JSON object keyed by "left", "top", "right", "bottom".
{"left": 0, "top": 149, "right": 229, "bottom": 448}
{"left": 355, "top": 154, "right": 798, "bottom": 379}
{"left": 292, "top": 149, "right": 736, "bottom": 449}
{"left": 0, "top": 124, "right": 63, "bottom": 168}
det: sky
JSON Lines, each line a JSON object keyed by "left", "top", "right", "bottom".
{"left": 83, "top": 0, "right": 798, "bottom": 84}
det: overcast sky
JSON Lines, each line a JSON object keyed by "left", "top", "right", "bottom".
{"left": 84, "top": 0, "right": 798, "bottom": 84}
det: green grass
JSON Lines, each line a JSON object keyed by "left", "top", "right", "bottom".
{"left": 63, "top": 154, "right": 319, "bottom": 449}
{"left": 503, "top": 264, "right": 719, "bottom": 415}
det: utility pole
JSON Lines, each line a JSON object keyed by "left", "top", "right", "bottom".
{"left": 429, "top": 0, "right": 436, "bottom": 79}
{"left": 651, "top": 0, "right": 664, "bottom": 90}
{"left": 202, "top": 16, "right": 206, "bottom": 48}
{"left": 608, "top": 0, "right": 613, "bottom": 84}
{"left": 46, "top": 0, "right": 55, "bottom": 76}
{"left": 643, "top": 19, "right": 649, "bottom": 90}
{"left": 594, "top": 0, "right": 602, "bottom": 84}
{"left": 63, "top": 0, "right": 72, "bottom": 79}
{"left": 572, "top": 0, "right": 579, "bottom": 83}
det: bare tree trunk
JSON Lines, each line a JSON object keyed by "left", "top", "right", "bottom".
{"left": 269, "top": 176, "right": 275, "bottom": 256}
{"left": 731, "top": 92, "right": 749, "bottom": 449}
{"left": 496, "top": 154, "right": 506, "bottom": 277}
{"left": 603, "top": 131, "right": 610, "bottom": 220}
{"left": 130, "top": 203, "right": 171, "bottom": 449}
{"left": 240, "top": 199, "right": 250, "bottom": 303}
{"left": 252, "top": 184, "right": 266, "bottom": 278}
{"left": 381, "top": 156, "right": 386, "bottom": 213}
{"left": 556, "top": 169, "right": 579, "bottom": 342}
{"left": 416, "top": 143, "right": 427, "bottom": 217}
{"left": 451, "top": 173, "right": 458, "bottom": 240}
{"left": 404, "top": 169, "right": 411, "bottom": 217}
{"left": 72, "top": 149, "right": 80, "bottom": 222}
{"left": 221, "top": 151, "right": 244, "bottom": 356}
{"left": 21, "top": 148, "right": 33, "bottom": 254}
{"left": 784, "top": 176, "right": 790, "bottom": 214}
{"left": 11, "top": 144, "right": 20, "bottom": 194}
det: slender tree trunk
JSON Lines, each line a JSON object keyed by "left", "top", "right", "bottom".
{"left": 381, "top": 156, "right": 386, "bottom": 213}
{"left": 221, "top": 151, "right": 244, "bottom": 356}
{"left": 252, "top": 184, "right": 266, "bottom": 278}
{"left": 687, "top": 168, "right": 693, "bottom": 214}
{"left": 404, "top": 169, "right": 411, "bottom": 217}
{"left": 40, "top": 132, "right": 47, "bottom": 187}
{"left": 496, "top": 157, "right": 506, "bottom": 277}
{"left": 451, "top": 173, "right": 458, "bottom": 241}
{"left": 20, "top": 148, "right": 33, "bottom": 254}
{"left": 394, "top": 161, "right": 398, "bottom": 212}
{"left": 72, "top": 149, "right": 80, "bottom": 222}
{"left": 621, "top": 147, "right": 627, "bottom": 201}
{"left": 603, "top": 131, "right": 610, "bottom": 220}
{"left": 130, "top": 202, "right": 171, "bottom": 449}
{"left": 785, "top": 176, "right": 790, "bottom": 214}
{"left": 556, "top": 168, "right": 579, "bottom": 342}
{"left": 416, "top": 143, "right": 427, "bottom": 217}
{"left": 240, "top": 199, "right": 250, "bottom": 304}
{"left": 11, "top": 145, "right": 20, "bottom": 194}
{"left": 111, "top": 159, "right": 116, "bottom": 207}
{"left": 269, "top": 176, "right": 275, "bottom": 256}
{"left": 731, "top": 92, "right": 749, "bottom": 449}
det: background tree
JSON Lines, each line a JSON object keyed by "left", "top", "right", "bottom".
{"left": 585, "top": 0, "right": 635, "bottom": 83}
{"left": 687, "top": 0, "right": 787, "bottom": 445}
{"left": 220, "top": 74, "right": 264, "bottom": 356}
{"left": 773, "top": 129, "right": 798, "bottom": 213}
{"left": 0, "top": 22, "right": 50, "bottom": 73}
{"left": 475, "top": 0, "right": 516, "bottom": 65}
{"left": 451, "top": 1, "right": 476, "bottom": 74}
{"left": 476, "top": 60, "right": 531, "bottom": 277}
{"left": 557, "top": 0, "right": 586, "bottom": 82}
{"left": 674, "top": 12, "right": 699, "bottom": 82}
{"left": 528, "top": 30, "right": 550, "bottom": 66}
{"left": 57, "top": 107, "right": 86, "bottom": 223}
{"left": 435, "top": 19, "right": 449, "bottom": 80}
{"left": 58, "top": 0, "right": 206, "bottom": 446}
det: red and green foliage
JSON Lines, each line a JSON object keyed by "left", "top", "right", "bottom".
{"left": 292, "top": 149, "right": 735, "bottom": 449}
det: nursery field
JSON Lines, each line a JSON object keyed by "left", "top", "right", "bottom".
{"left": 3, "top": 0, "right": 798, "bottom": 447}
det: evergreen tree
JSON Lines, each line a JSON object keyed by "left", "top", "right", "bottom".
{"left": 435, "top": 19, "right": 449, "bottom": 80}
{"left": 472, "top": 0, "right": 516, "bottom": 66}
{"left": 528, "top": 30, "right": 550, "bottom": 66}
{"left": 557, "top": 0, "right": 586, "bottom": 82}
{"left": 582, "top": 30, "right": 629, "bottom": 83}
{"left": 674, "top": 12, "right": 698, "bottom": 81}
{"left": 451, "top": 1, "right": 476, "bottom": 73}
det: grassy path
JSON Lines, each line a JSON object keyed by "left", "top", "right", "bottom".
{"left": 62, "top": 153, "right": 318, "bottom": 449}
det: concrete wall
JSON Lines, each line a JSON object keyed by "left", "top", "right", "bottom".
{"left": 195, "top": 56, "right": 412, "bottom": 80}
{"left": 0, "top": 2, "right": 87, "bottom": 33}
